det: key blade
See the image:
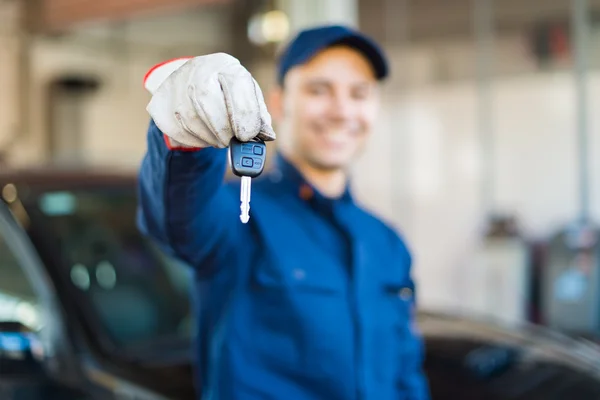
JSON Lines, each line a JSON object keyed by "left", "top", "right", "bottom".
{"left": 240, "top": 176, "right": 251, "bottom": 202}
{"left": 240, "top": 176, "right": 251, "bottom": 223}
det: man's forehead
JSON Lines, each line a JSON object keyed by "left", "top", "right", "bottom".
{"left": 285, "top": 45, "right": 378, "bottom": 84}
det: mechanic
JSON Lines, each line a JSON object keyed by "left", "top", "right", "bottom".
{"left": 137, "top": 24, "right": 430, "bottom": 400}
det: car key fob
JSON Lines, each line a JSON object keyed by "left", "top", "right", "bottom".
{"left": 229, "top": 137, "right": 267, "bottom": 178}
{"left": 229, "top": 137, "right": 267, "bottom": 223}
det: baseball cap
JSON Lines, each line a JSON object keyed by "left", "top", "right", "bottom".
{"left": 276, "top": 24, "right": 389, "bottom": 85}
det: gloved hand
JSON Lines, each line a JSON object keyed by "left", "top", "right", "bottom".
{"left": 144, "top": 53, "right": 276, "bottom": 148}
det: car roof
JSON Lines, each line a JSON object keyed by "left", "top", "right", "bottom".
{"left": 0, "top": 165, "right": 136, "bottom": 190}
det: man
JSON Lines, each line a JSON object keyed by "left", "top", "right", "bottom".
{"left": 138, "top": 24, "right": 430, "bottom": 400}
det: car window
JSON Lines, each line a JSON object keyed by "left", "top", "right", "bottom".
{"left": 0, "top": 226, "right": 41, "bottom": 331}
{"left": 21, "top": 188, "right": 193, "bottom": 352}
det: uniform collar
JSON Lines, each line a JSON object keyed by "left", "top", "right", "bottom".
{"left": 270, "top": 153, "right": 354, "bottom": 206}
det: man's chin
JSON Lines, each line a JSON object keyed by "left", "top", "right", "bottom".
{"left": 307, "top": 157, "right": 350, "bottom": 172}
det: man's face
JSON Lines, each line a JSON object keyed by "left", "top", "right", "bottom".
{"left": 273, "top": 45, "right": 381, "bottom": 171}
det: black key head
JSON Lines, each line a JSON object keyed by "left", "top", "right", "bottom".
{"left": 229, "top": 137, "right": 267, "bottom": 178}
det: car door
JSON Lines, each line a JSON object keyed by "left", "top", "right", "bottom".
{"left": 0, "top": 202, "right": 94, "bottom": 399}
{"left": 0, "top": 201, "right": 48, "bottom": 366}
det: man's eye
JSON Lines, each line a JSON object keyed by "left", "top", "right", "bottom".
{"left": 352, "top": 88, "right": 370, "bottom": 100}
{"left": 307, "top": 85, "right": 328, "bottom": 95}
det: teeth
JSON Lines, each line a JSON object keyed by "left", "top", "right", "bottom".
{"left": 323, "top": 131, "right": 348, "bottom": 137}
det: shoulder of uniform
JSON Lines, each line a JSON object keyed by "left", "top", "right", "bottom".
{"left": 354, "top": 205, "right": 395, "bottom": 232}
{"left": 355, "top": 205, "right": 411, "bottom": 248}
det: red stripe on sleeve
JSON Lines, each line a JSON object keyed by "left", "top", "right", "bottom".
{"left": 163, "top": 135, "right": 203, "bottom": 152}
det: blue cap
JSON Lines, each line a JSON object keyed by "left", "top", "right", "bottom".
{"left": 276, "top": 24, "right": 389, "bottom": 85}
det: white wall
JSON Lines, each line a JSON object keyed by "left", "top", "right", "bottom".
{"left": 352, "top": 33, "right": 600, "bottom": 312}
{"left": 0, "top": 1, "right": 22, "bottom": 158}
{"left": 7, "top": 7, "right": 231, "bottom": 168}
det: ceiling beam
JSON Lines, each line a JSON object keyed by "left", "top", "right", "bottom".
{"left": 361, "top": 0, "right": 600, "bottom": 43}
{"left": 27, "top": 0, "right": 230, "bottom": 34}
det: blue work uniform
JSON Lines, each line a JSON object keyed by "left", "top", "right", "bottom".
{"left": 137, "top": 119, "right": 430, "bottom": 400}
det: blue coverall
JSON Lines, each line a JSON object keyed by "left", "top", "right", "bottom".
{"left": 137, "top": 119, "right": 430, "bottom": 400}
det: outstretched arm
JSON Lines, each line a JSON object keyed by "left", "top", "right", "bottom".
{"left": 136, "top": 54, "right": 275, "bottom": 271}
{"left": 137, "top": 119, "right": 240, "bottom": 269}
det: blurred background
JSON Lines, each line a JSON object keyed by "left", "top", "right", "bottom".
{"left": 3, "top": 0, "right": 599, "bottom": 326}
{"left": 4, "top": 0, "right": 600, "bottom": 398}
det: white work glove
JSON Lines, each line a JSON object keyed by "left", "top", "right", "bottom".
{"left": 144, "top": 53, "right": 276, "bottom": 148}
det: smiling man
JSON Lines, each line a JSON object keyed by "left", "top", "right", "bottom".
{"left": 137, "top": 25, "right": 430, "bottom": 400}
{"left": 270, "top": 43, "right": 380, "bottom": 198}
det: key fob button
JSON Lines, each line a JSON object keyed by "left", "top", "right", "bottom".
{"left": 229, "top": 137, "right": 266, "bottom": 178}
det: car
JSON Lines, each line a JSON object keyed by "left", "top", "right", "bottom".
{"left": 420, "top": 310, "right": 600, "bottom": 399}
{"left": 2, "top": 166, "right": 600, "bottom": 400}
{"left": 0, "top": 166, "right": 196, "bottom": 399}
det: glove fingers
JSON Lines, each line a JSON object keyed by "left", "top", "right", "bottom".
{"left": 173, "top": 95, "right": 223, "bottom": 148}
{"left": 256, "top": 129, "right": 276, "bottom": 142}
{"left": 218, "top": 70, "right": 263, "bottom": 143}
{"left": 147, "top": 72, "right": 221, "bottom": 148}
{"left": 152, "top": 57, "right": 232, "bottom": 148}
{"left": 188, "top": 81, "right": 234, "bottom": 148}
{"left": 149, "top": 53, "right": 276, "bottom": 148}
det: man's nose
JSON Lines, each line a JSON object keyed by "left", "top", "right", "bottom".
{"left": 330, "top": 94, "right": 355, "bottom": 121}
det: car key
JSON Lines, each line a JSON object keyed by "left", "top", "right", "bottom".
{"left": 229, "top": 137, "right": 267, "bottom": 223}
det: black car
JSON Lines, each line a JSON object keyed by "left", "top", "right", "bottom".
{"left": 0, "top": 167, "right": 195, "bottom": 399}
{"left": 2, "top": 167, "right": 600, "bottom": 400}
{"left": 420, "top": 311, "right": 600, "bottom": 399}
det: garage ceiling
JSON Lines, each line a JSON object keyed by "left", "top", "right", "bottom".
{"left": 360, "top": 0, "right": 600, "bottom": 43}
{"left": 27, "top": 0, "right": 231, "bottom": 34}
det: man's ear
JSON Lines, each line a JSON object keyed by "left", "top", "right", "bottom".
{"left": 267, "top": 85, "right": 284, "bottom": 123}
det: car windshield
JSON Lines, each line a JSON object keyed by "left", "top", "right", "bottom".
{"left": 17, "top": 186, "right": 194, "bottom": 356}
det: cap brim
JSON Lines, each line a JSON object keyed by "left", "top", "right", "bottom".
{"left": 331, "top": 34, "right": 389, "bottom": 80}
{"left": 280, "top": 31, "right": 389, "bottom": 84}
